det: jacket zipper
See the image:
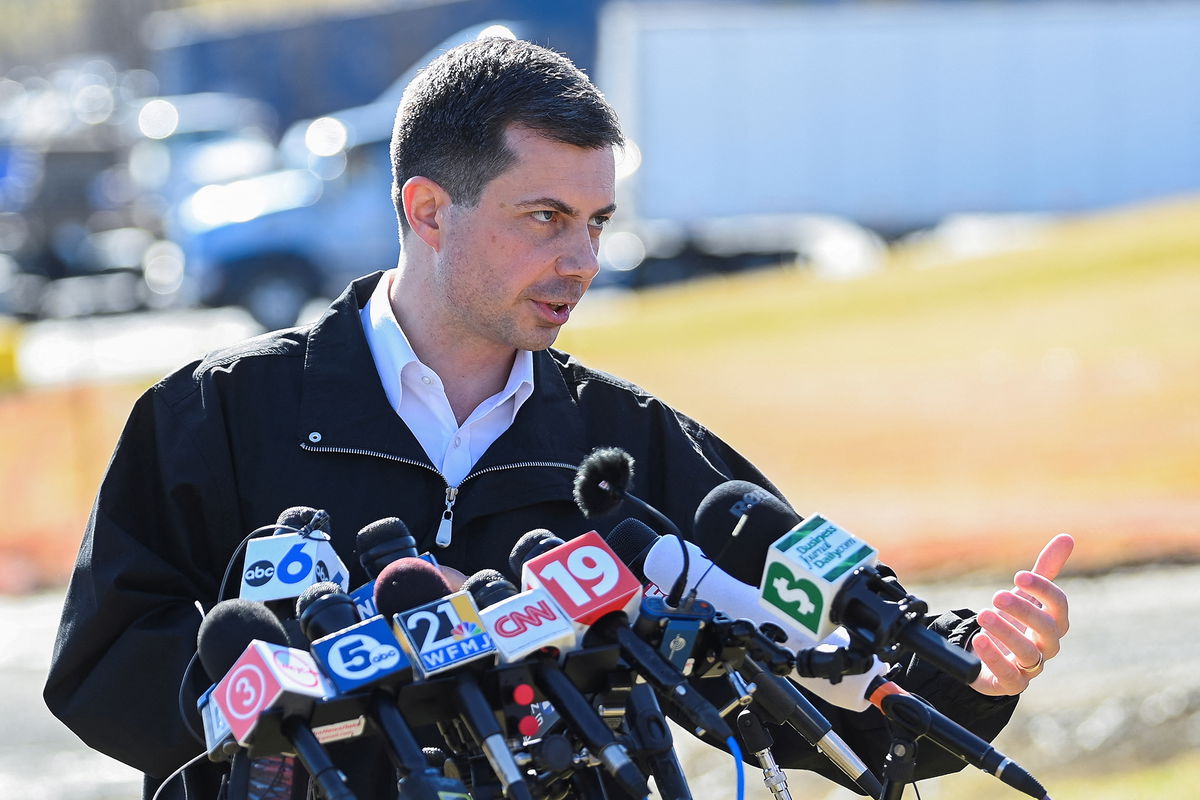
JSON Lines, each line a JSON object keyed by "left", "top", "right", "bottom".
{"left": 300, "top": 442, "right": 576, "bottom": 548}
{"left": 436, "top": 486, "right": 458, "bottom": 548}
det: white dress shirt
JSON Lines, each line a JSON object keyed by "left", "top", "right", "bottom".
{"left": 360, "top": 269, "right": 534, "bottom": 486}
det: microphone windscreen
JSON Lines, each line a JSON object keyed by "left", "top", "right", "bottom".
{"left": 604, "top": 518, "right": 660, "bottom": 583}
{"left": 508, "top": 529, "right": 564, "bottom": 577}
{"left": 356, "top": 517, "right": 418, "bottom": 577}
{"left": 274, "top": 506, "right": 330, "bottom": 536}
{"left": 295, "top": 584, "right": 360, "bottom": 642}
{"left": 462, "top": 570, "right": 519, "bottom": 610}
{"left": 373, "top": 557, "right": 452, "bottom": 619}
{"left": 197, "top": 598, "right": 289, "bottom": 681}
{"left": 460, "top": 569, "right": 509, "bottom": 597}
{"left": 294, "top": 581, "right": 345, "bottom": 619}
{"left": 573, "top": 447, "right": 633, "bottom": 517}
{"left": 693, "top": 481, "right": 801, "bottom": 585}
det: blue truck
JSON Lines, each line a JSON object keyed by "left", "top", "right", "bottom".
{"left": 169, "top": 22, "right": 529, "bottom": 331}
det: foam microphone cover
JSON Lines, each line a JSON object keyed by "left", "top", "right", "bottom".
{"left": 461, "top": 569, "right": 508, "bottom": 595}
{"left": 275, "top": 505, "right": 331, "bottom": 536}
{"left": 604, "top": 518, "right": 660, "bottom": 583}
{"left": 573, "top": 447, "right": 634, "bottom": 517}
{"left": 508, "top": 529, "right": 564, "bottom": 578}
{"left": 197, "top": 598, "right": 290, "bottom": 681}
{"left": 356, "top": 517, "right": 418, "bottom": 577}
{"left": 373, "top": 557, "right": 453, "bottom": 619}
{"left": 693, "top": 480, "right": 802, "bottom": 585}
{"left": 295, "top": 583, "right": 359, "bottom": 642}
{"left": 462, "top": 570, "right": 520, "bottom": 610}
{"left": 294, "top": 581, "right": 346, "bottom": 618}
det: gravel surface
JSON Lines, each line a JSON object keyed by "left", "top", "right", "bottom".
{"left": 6, "top": 563, "right": 1198, "bottom": 798}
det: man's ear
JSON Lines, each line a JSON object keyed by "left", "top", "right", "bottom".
{"left": 402, "top": 176, "right": 451, "bottom": 251}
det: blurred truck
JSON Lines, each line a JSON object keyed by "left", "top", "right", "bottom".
{"left": 169, "top": 22, "right": 526, "bottom": 331}
{"left": 147, "top": 0, "right": 603, "bottom": 130}
{"left": 596, "top": 0, "right": 1200, "bottom": 268}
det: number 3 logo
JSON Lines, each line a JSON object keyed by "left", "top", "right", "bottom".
{"left": 224, "top": 664, "right": 267, "bottom": 720}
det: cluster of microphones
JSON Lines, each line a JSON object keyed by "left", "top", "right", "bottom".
{"left": 188, "top": 447, "right": 1051, "bottom": 800}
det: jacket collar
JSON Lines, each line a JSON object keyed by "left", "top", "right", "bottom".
{"left": 298, "top": 272, "right": 591, "bottom": 478}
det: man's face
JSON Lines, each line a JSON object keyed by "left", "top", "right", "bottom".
{"left": 432, "top": 125, "right": 616, "bottom": 358}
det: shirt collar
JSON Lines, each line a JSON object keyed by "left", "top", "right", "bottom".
{"left": 360, "top": 268, "right": 535, "bottom": 419}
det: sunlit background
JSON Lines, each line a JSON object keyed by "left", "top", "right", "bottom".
{"left": 1, "top": 1, "right": 1198, "bottom": 798}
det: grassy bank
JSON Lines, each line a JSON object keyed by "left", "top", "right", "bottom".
{"left": 918, "top": 748, "right": 1200, "bottom": 799}
{"left": 2, "top": 198, "right": 1198, "bottom": 590}
{"left": 561, "top": 197, "right": 1200, "bottom": 576}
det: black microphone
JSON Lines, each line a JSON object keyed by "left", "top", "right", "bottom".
{"left": 510, "top": 531, "right": 733, "bottom": 744}
{"left": 346, "top": 517, "right": 421, "bottom": 618}
{"left": 375, "top": 559, "right": 535, "bottom": 800}
{"left": 356, "top": 517, "right": 419, "bottom": 578}
{"left": 692, "top": 480, "right": 801, "bottom": 585}
{"left": 295, "top": 584, "right": 474, "bottom": 799}
{"left": 196, "top": 599, "right": 356, "bottom": 800}
{"left": 463, "top": 571, "right": 650, "bottom": 799}
{"left": 573, "top": 447, "right": 689, "bottom": 607}
{"left": 736, "top": 656, "right": 883, "bottom": 797}
{"left": 573, "top": 447, "right": 682, "bottom": 537}
{"left": 868, "top": 678, "right": 1049, "bottom": 799}
{"left": 276, "top": 505, "right": 332, "bottom": 538}
{"left": 507, "top": 529, "right": 564, "bottom": 580}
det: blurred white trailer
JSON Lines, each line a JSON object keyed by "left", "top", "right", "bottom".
{"left": 596, "top": 0, "right": 1200, "bottom": 248}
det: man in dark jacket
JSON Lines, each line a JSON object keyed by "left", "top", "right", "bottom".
{"left": 44, "top": 35, "right": 1072, "bottom": 800}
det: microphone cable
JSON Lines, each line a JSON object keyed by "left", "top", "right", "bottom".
{"left": 150, "top": 751, "right": 207, "bottom": 800}
{"left": 214, "top": 507, "right": 332, "bottom": 602}
{"left": 726, "top": 735, "right": 747, "bottom": 800}
{"left": 176, "top": 651, "right": 204, "bottom": 744}
{"left": 688, "top": 510, "right": 750, "bottom": 602}
{"left": 214, "top": 524, "right": 288, "bottom": 602}
{"left": 574, "top": 447, "right": 691, "bottom": 607}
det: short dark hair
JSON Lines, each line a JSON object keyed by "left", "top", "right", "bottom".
{"left": 391, "top": 36, "right": 623, "bottom": 235}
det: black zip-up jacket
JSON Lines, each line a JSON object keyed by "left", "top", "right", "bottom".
{"left": 44, "top": 272, "right": 1016, "bottom": 799}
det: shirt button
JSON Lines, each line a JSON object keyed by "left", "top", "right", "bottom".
{"left": 421, "top": 375, "right": 432, "bottom": 385}
{"left": 454, "top": 436, "right": 461, "bottom": 447}
{"left": 308, "top": 431, "right": 322, "bottom": 443}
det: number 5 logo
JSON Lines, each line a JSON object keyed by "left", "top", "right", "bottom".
{"left": 328, "top": 633, "right": 401, "bottom": 679}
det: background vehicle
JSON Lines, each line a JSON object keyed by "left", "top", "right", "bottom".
{"left": 171, "top": 23, "right": 526, "bottom": 331}
{"left": 595, "top": 0, "right": 1200, "bottom": 279}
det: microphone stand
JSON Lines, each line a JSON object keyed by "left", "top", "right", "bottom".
{"left": 876, "top": 697, "right": 924, "bottom": 800}
{"left": 735, "top": 708, "right": 793, "bottom": 800}
{"left": 624, "top": 683, "right": 692, "bottom": 800}
{"left": 225, "top": 750, "right": 250, "bottom": 800}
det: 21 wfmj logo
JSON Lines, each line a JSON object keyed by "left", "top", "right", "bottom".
{"left": 392, "top": 592, "right": 496, "bottom": 676}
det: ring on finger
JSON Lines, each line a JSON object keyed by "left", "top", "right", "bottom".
{"left": 1016, "top": 652, "right": 1044, "bottom": 675}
